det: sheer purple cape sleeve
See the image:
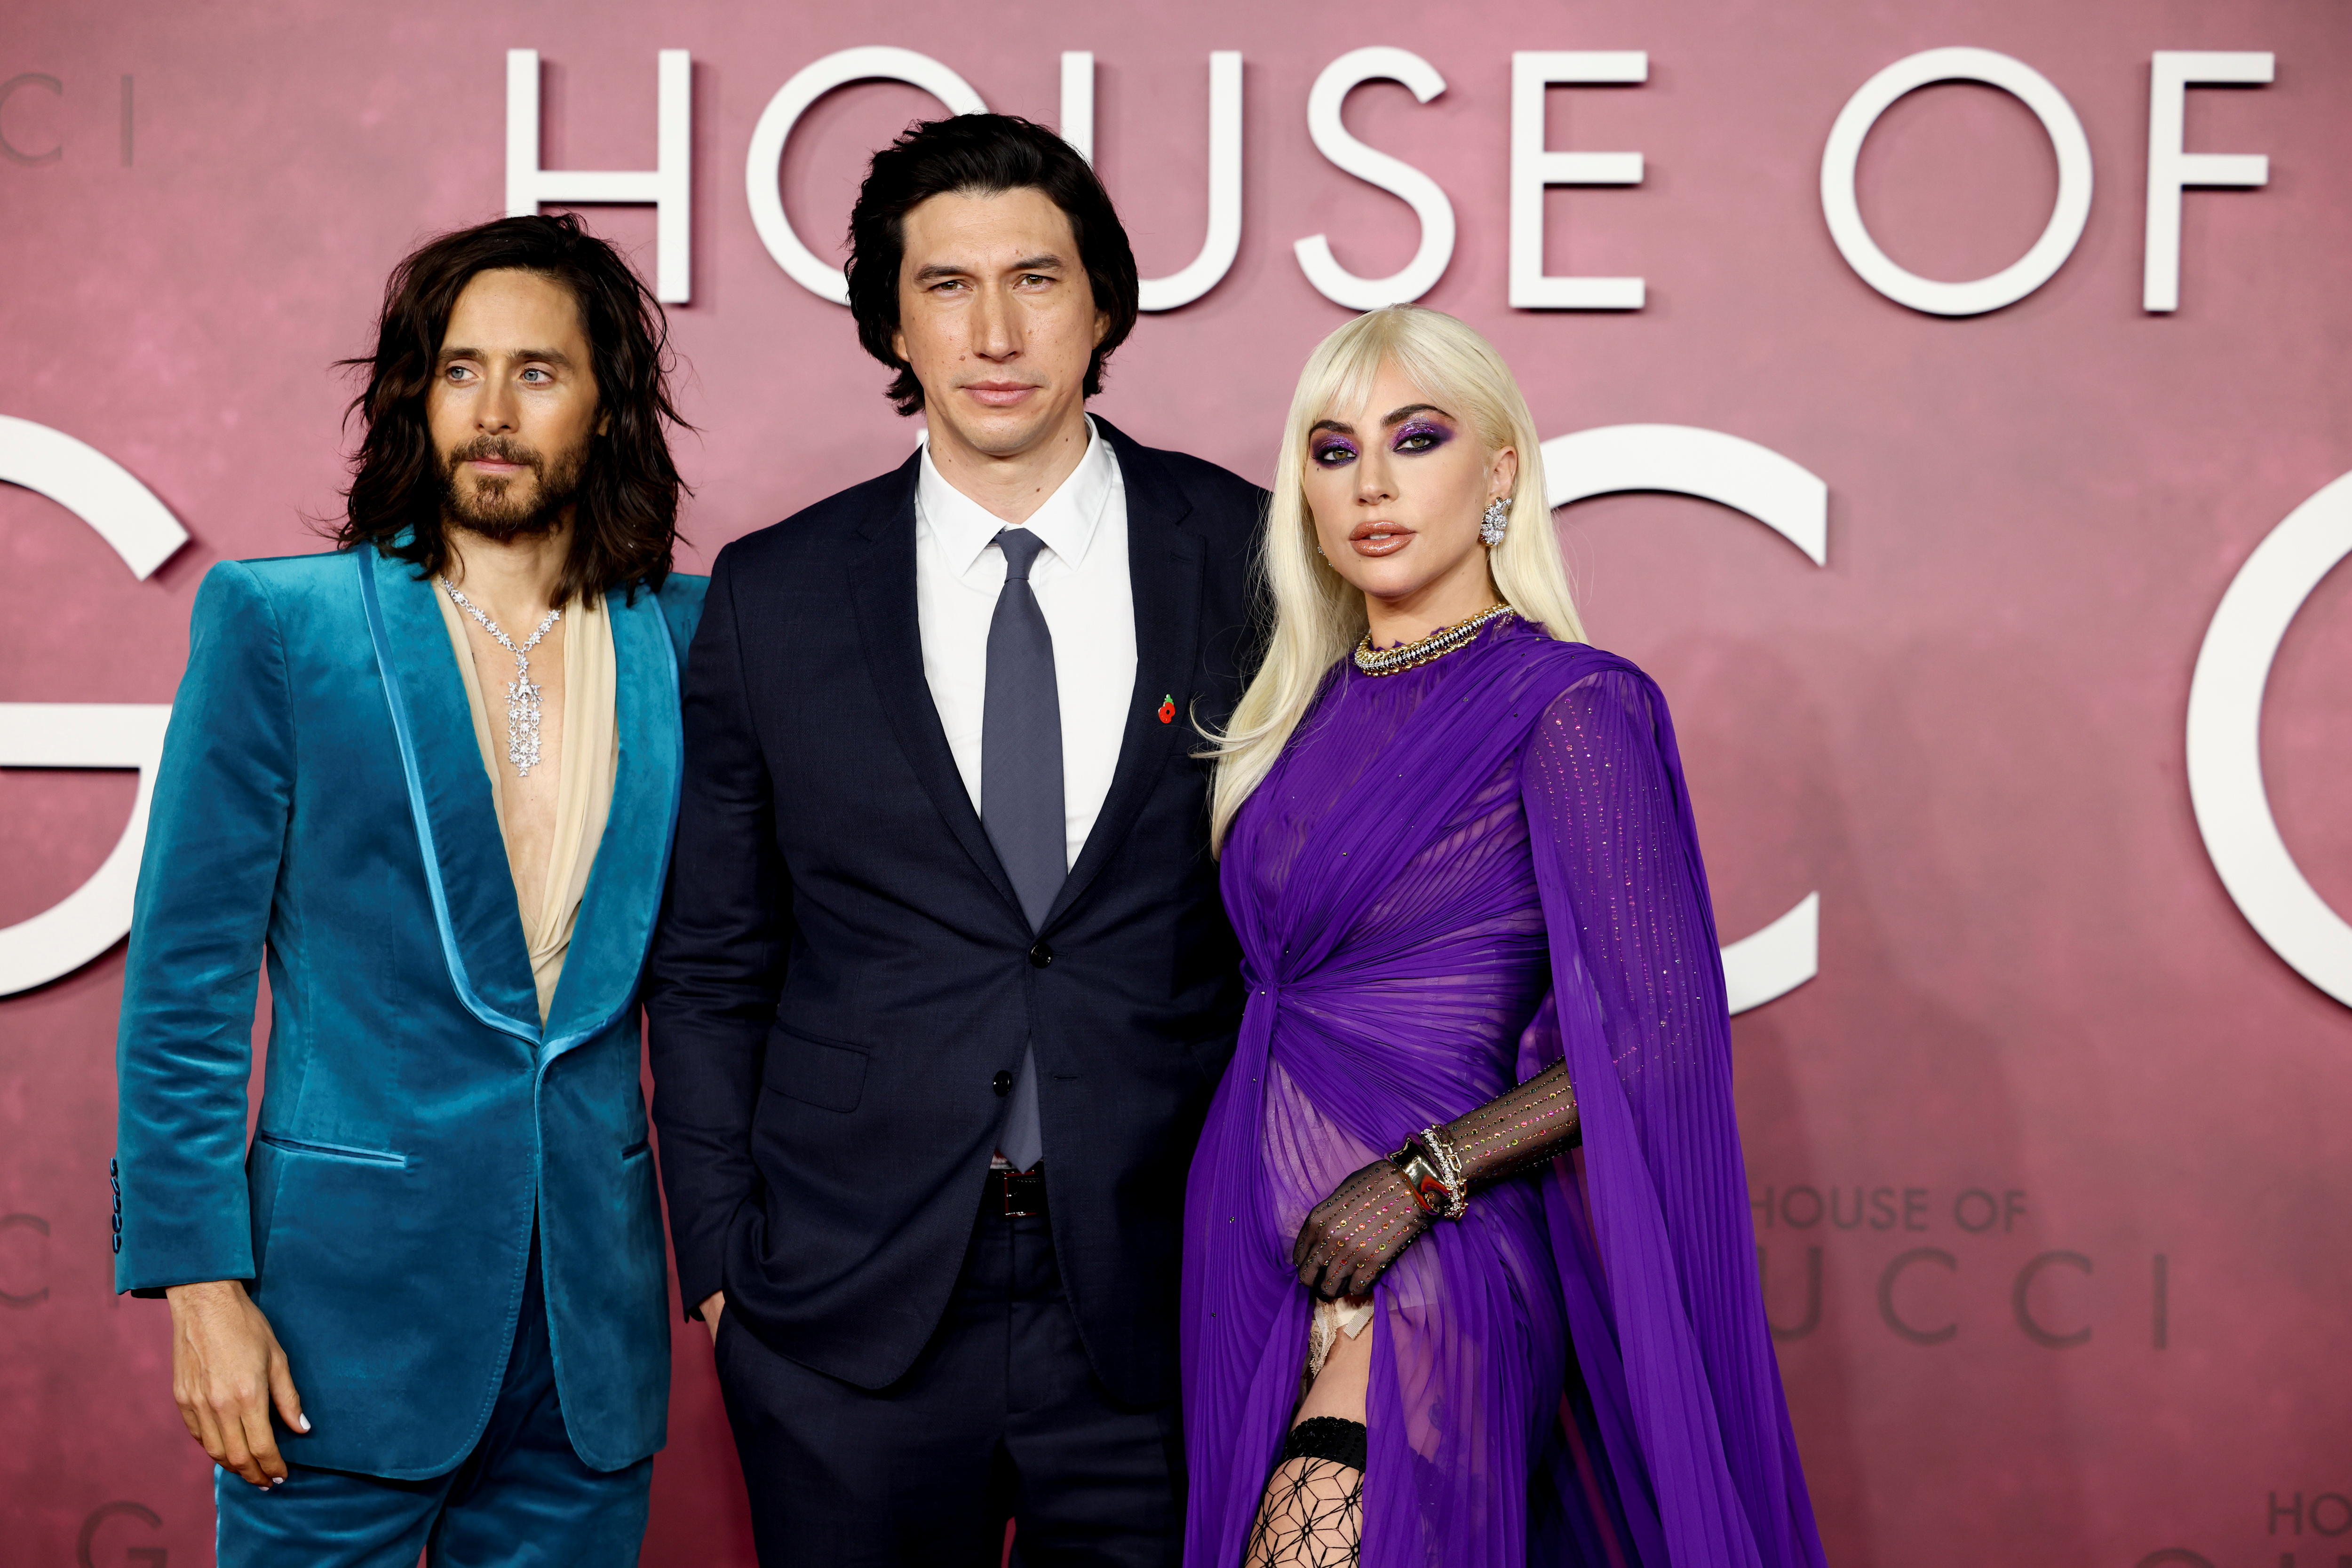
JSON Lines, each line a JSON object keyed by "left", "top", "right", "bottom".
{"left": 1520, "top": 667, "right": 1826, "bottom": 1568}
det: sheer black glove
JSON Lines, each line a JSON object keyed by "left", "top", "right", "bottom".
{"left": 1443, "top": 1060, "right": 1581, "bottom": 1188}
{"left": 1291, "top": 1160, "right": 1433, "bottom": 1302}
{"left": 1290, "top": 1064, "right": 1582, "bottom": 1303}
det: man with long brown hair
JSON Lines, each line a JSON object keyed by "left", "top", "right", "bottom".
{"left": 112, "top": 213, "right": 702, "bottom": 1566}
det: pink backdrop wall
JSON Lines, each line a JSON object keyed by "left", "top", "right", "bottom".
{"left": 5, "top": 2, "right": 2349, "bottom": 1563}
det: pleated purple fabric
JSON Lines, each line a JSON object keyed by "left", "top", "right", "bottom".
{"left": 1182, "top": 616, "right": 1826, "bottom": 1568}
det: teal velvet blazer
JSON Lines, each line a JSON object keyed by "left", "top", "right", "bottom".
{"left": 113, "top": 546, "right": 706, "bottom": 1479}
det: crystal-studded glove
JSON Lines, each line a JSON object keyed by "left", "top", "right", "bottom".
{"left": 1290, "top": 1064, "right": 1582, "bottom": 1302}
{"left": 1441, "top": 1060, "right": 1581, "bottom": 1189}
{"left": 1291, "top": 1160, "right": 1433, "bottom": 1302}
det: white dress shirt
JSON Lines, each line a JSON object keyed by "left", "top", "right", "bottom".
{"left": 914, "top": 417, "right": 1137, "bottom": 874}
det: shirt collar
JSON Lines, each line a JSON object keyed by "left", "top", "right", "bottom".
{"left": 917, "top": 416, "right": 1116, "bottom": 578}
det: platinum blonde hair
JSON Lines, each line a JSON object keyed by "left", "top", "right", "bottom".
{"left": 1205, "top": 305, "right": 1584, "bottom": 852}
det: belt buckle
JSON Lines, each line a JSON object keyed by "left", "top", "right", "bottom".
{"left": 998, "top": 1167, "right": 1044, "bottom": 1219}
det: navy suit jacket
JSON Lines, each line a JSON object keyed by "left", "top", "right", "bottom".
{"left": 113, "top": 546, "right": 704, "bottom": 1477}
{"left": 646, "top": 419, "right": 1264, "bottom": 1404}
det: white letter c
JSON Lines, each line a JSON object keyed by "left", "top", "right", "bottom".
{"left": 1541, "top": 424, "right": 1828, "bottom": 1014}
{"left": 2187, "top": 470, "right": 2352, "bottom": 1007}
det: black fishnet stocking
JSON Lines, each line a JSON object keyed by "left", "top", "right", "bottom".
{"left": 1243, "top": 1458, "right": 1362, "bottom": 1567}
{"left": 1243, "top": 1418, "right": 1365, "bottom": 1568}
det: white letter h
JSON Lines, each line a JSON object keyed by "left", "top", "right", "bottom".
{"left": 506, "top": 49, "right": 691, "bottom": 303}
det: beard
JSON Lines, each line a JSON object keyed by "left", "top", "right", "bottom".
{"left": 437, "top": 434, "right": 588, "bottom": 542}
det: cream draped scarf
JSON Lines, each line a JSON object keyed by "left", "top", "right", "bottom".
{"left": 434, "top": 588, "right": 619, "bottom": 1022}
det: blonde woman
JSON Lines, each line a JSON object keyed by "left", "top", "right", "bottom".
{"left": 1182, "top": 307, "right": 1824, "bottom": 1568}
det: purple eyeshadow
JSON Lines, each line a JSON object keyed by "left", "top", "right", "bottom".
{"left": 1393, "top": 420, "right": 1454, "bottom": 451}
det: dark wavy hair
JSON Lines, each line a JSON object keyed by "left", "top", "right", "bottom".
{"left": 333, "top": 213, "right": 685, "bottom": 604}
{"left": 845, "top": 114, "right": 1139, "bottom": 416}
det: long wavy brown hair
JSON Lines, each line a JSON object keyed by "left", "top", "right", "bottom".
{"left": 332, "top": 213, "right": 687, "bottom": 605}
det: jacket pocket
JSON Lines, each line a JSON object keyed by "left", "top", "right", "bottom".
{"left": 619, "top": 1139, "right": 651, "bottom": 1161}
{"left": 255, "top": 1132, "right": 409, "bottom": 1168}
{"left": 763, "top": 1025, "right": 869, "bottom": 1114}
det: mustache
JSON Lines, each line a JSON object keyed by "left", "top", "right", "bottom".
{"left": 446, "top": 436, "right": 544, "bottom": 473}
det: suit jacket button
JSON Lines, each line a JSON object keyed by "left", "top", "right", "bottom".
{"left": 993, "top": 1070, "right": 1014, "bottom": 1097}
{"left": 1028, "top": 942, "right": 1053, "bottom": 968}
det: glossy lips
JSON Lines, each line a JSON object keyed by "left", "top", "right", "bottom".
{"left": 1347, "top": 520, "right": 1413, "bottom": 558}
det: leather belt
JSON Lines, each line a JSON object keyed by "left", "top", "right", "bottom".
{"left": 992, "top": 1165, "right": 1048, "bottom": 1219}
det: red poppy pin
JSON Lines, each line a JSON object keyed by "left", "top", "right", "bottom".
{"left": 1157, "top": 694, "right": 1176, "bottom": 724}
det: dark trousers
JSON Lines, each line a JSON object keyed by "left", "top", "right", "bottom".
{"left": 716, "top": 1182, "right": 1181, "bottom": 1567}
{"left": 215, "top": 1233, "right": 652, "bottom": 1567}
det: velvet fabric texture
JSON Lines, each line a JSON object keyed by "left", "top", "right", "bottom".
{"left": 1183, "top": 618, "right": 1826, "bottom": 1568}
{"left": 210, "top": 1236, "right": 654, "bottom": 1567}
{"left": 113, "top": 546, "right": 704, "bottom": 1479}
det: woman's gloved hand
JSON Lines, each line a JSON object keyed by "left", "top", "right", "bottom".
{"left": 1291, "top": 1159, "right": 1433, "bottom": 1301}
{"left": 1290, "top": 1063, "right": 1584, "bottom": 1302}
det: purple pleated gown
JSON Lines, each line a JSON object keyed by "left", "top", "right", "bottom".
{"left": 1182, "top": 617, "right": 1827, "bottom": 1568}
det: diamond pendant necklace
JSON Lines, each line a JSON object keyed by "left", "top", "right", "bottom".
{"left": 440, "top": 578, "right": 561, "bottom": 776}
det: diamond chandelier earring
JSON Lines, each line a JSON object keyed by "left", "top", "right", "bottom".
{"left": 1479, "top": 496, "right": 1511, "bottom": 547}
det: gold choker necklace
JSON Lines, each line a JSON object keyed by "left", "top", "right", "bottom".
{"left": 1353, "top": 604, "right": 1516, "bottom": 677}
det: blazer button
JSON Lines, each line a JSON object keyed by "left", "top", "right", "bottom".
{"left": 1029, "top": 942, "right": 1053, "bottom": 968}
{"left": 993, "top": 1070, "right": 1014, "bottom": 1097}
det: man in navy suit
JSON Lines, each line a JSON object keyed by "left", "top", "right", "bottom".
{"left": 647, "top": 115, "right": 1264, "bottom": 1564}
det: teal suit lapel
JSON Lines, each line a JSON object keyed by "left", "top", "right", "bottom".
{"left": 357, "top": 548, "right": 541, "bottom": 1045}
{"left": 541, "top": 585, "right": 681, "bottom": 1057}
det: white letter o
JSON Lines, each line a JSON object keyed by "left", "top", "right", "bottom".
{"left": 2187, "top": 469, "right": 2352, "bottom": 1007}
{"left": 745, "top": 48, "right": 987, "bottom": 306}
{"left": 1820, "top": 47, "right": 2092, "bottom": 317}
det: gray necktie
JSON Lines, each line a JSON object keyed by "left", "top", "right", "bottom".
{"left": 983, "top": 527, "right": 1062, "bottom": 1172}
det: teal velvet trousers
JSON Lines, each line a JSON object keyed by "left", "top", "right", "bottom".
{"left": 213, "top": 1236, "right": 652, "bottom": 1567}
